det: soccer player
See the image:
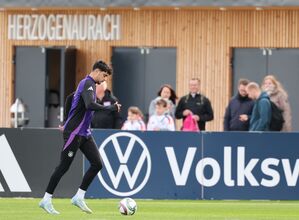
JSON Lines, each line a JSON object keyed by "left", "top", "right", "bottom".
{"left": 39, "top": 60, "right": 121, "bottom": 215}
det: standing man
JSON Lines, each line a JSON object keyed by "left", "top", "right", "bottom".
{"left": 39, "top": 60, "right": 121, "bottom": 214}
{"left": 224, "top": 79, "right": 254, "bottom": 131}
{"left": 246, "top": 82, "right": 271, "bottom": 131}
{"left": 175, "top": 78, "right": 214, "bottom": 131}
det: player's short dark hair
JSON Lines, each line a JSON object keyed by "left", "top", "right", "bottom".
{"left": 92, "top": 60, "right": 112, "bottom": 75}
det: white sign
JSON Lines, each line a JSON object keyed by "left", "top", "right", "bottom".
{"left": 8, "top": 14, "right": 121, "bottom": 41}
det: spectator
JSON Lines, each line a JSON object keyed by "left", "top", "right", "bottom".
{"left": 262, "top": 75, "right": 292, "bottom": 131}
{"left": 246, "top": 82, "right": 271, "bottom": 131}
{"left": 91, "top": 81, "right": 122, "bottom": 129}
{"left": 149, "top": 84, "right": 177, "bottom": 119}
{"left": 122, "top": 106, "right": 146, "bottom": 131}
{"left": 175, "top": 78, "right": 214, "bottom": 131}
{"left": 224, "top": 79, "right": 254, "bottom": 131}
{"left": 147, "top": 99, "right": 175, "bottom": 131}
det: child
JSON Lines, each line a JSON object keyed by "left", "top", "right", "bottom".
{"left": 121, "top": 106, "right": 146, "bottom": 131}
{"left": 147, "top": 99, "right": 175, "bottom": 131}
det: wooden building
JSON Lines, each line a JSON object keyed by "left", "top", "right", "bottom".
{"left": 1, "top": 6, "right": 299, "bottom": 130}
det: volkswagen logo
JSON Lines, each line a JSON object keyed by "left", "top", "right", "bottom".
{"left": 97, "top": 132, "right": 151, "bottom": 196}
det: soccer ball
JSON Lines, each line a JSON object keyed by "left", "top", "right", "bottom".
{"left": 118, "top": 198, "right": 137, "bottom": 215}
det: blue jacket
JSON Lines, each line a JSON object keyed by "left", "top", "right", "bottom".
{"left": 249, "top": 92, "right": 272, "bottom": 131}
{"left": 224, "top": 93, "right": 254, "bottom": 131}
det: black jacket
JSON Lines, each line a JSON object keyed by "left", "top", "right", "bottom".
{"left": 223, "top": 93, "right": 254, "bottom": 131}
{"left": 91, "top": 90, "right": 122, "bottom": 129}
{"left": 175, "top": 93, "right": 214, "bottom": 131}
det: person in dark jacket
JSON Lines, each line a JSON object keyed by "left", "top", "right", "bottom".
{"left": 246, "top": 82, "right": 271, "bottom": 131}
{"left": 224, "top": 79, "right": 254, "bottom": 131}
{"left": 175, "top": 78, "right": 214, "bottom": 131}
{"left": 91, "top": 81, "right": 122, "bottom": 129}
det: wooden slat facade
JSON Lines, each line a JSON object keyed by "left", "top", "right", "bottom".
{"left": 1, "top": 8, "right": 299, "bottom": 130}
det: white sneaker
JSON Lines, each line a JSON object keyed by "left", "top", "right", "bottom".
{"left": 71, "top": 196, "right": 92, "bottom": 214}
{"left": 39, "top": 199, "right": 60, "bottom": 214}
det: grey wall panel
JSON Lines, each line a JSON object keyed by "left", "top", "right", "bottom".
{"left": 2, "top": 0, "right": 299, "bottom": 7}
{"left": 232, "top": 48, "right": 299, "bottom": 132}
{"left": 112, "top": 47, "right": 176, "bottom": 121}
{"left": 0, "top": 128, "right": 83, "bottom": 198}
{"left": 15, "top": 47, "right": 47, "bottom": 128}
{"left": 144, "top": 48, "right": 176, "bottom": 117}
{"left": 112, "top": 48, "right": 146, "bottom": 120}
{"left": 232, "top": 48, "right": 267, "bottom": 95}
{"left": 268, "top": 49, "right": 299, "bottom": 131}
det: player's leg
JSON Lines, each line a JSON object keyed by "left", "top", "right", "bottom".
{"left": 39, "top": 134, "right": 81, "bottom": 214}
{"left": 79, "top": 136, "right": 103, "bottom": 190}
{"left": 71, "top": 136, "right": 102, "bottom": 213}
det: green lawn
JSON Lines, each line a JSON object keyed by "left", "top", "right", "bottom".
{"left": 0, "top": 198, "right": 298, "bottom": 220}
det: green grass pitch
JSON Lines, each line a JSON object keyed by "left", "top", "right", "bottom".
{"left": 0, "top": 198, "right": 298, "bottom": 220}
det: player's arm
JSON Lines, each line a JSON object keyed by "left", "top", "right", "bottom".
{"left": 81, "top": 82, "right": 118, "bottom": 112}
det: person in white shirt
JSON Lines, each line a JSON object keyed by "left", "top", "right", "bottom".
{"left": 147, "top": 99, "right": 175, "bottom": 131}
{"left": 121, "top": 106, "right": 146, "bottom": 131}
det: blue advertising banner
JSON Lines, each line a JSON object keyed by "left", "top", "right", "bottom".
{"left": 86, "top": 130, "right": 202, "bottom": 199}
{"left": 85, "top": 130, "right": 299, "bottom": 200}
{"left": 202, "top": 132, "right": 299, "bottom": 200}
